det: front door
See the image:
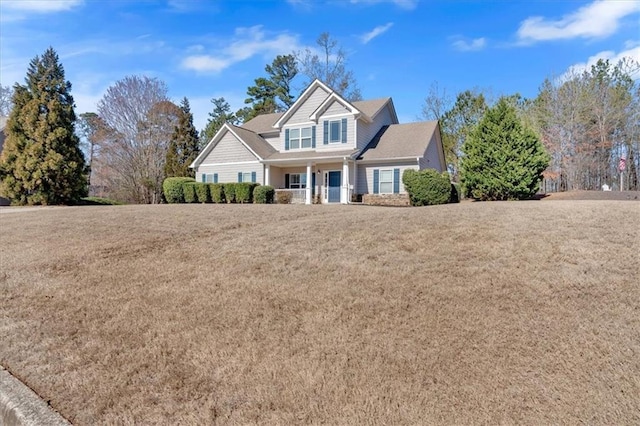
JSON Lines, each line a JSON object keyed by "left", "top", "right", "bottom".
{"left": 325, "top": 171, "right": 341, "bottom": 203}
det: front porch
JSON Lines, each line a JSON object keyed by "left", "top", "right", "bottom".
{"left": 265, "top": 160, "right": 355, "bottom": 205}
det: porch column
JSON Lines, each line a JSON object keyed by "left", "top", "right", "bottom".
{"left": 341, "top": 159, "right": 349, "bottom": 204}
{"left": 306, "top": 162, "right": 312, "bottom": 205}
{"left": 264, "top": 164, "right": 270, "bottom": 186}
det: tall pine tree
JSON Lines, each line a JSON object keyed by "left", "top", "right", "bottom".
{"left": 461, "top": 97, "right": 550, "bottom": 200}
{"left": 165, "top": 97, "right": 199, "bottom": 178}
{"left": 0, "top": 47, "right": 87, "bottom": 205}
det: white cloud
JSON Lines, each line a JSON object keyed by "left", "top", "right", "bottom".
{"left": 360, "top": 22, "right": 394, "bottom": 44}
{"left": 349, "top": 0, "right": 417, "bottom": 11}
{"left": 564, "top": 42, "right": 640, "bottom": 80}
{"left": 451, "top": 37, "right": 486, "bottom": 52}
{"left": 181, "top": 26, "right": 302, "bottom": 73}
{"left": 1, "top": 0, "right": 83, "bottom": 12}
{"left": 517, "top": 0, "right": 640, "bottom": 43}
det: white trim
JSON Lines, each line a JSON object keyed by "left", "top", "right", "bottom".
{"left": 321, "top": 112, "right": 354, "bottom": 120}
{"left": 310, "top": 92, "right": 370, "bottom": 123}
{"left": 273, "top": 79, "right": 334, "bottom": 129}
{"left": 356, "top": 157, "right": 421, "bottom": 164}
{"left": 190, "top": 123, "right": 263, "bottom": 168}
{"left": 197, "top": 160, "right": 261, "bottom": 167}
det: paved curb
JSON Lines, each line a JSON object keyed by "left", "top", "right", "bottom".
{"left": 0, "top": 366, "right": 70, "bottom": 426}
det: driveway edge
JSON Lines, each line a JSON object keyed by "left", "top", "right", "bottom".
{"left": 0, "top": 366, "right": 70, "bottom": 426}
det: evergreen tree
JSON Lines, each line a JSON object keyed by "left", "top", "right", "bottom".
{"left": 165, "top": 97, "right": 199, "bottom": 178}
{"left": 461, "top": 97, "right": 550, "bottom": 200}
{"left": 0, "top": 47, "right": 87, "bottom": 205}
{"left": 200, "top": 97, "right": 236, "bottom": 147}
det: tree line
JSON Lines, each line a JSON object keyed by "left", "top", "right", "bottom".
{"left": 423, "top": 58, "right": 639, "bottom": 192}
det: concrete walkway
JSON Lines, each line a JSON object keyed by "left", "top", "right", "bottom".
{"left": 0, "top": 366, "right": 70, "bottom": 426}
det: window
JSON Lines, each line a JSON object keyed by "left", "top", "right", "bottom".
{"left": 205, "top": 174, "right": 214, "bottom": 183}
{"left": 379, "top": 169, "right": 393, "bottom": 194}
{"left": 301, "top": 127, "right": 312, "bottom": 148}
{"left": 242, "top": 172, "right": 252, "bottom": 183}
{"left": 288, "top": 173, "right": 307, "bottom": 189}
{"left": 330, "top": 120, "right": 341, "bottom": 143}
{"left": 288, "top": 126, "right": 314, "bottom": 150}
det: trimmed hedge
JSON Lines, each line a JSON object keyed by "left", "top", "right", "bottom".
{"left": 183, "top": 182, "right": 197, "bottom": 203}
{"left": 236, "top": 183, "right": 259, "bottom": 203}
{"left": 194, "top": 182, "right": 211, "bottom": 203}
{"left": 254, "top": 185, "right": 275, "bottom": 204}
{"left": 163, "top": 177, "right": 195, "bottom": 203}
{"left": 402, "top": 169, "right": 452, "bottom": 206}
{"left": 209, "top": 183, "right": 225, "bottom": 203}
{"left": 223, "top": 183, "right": 236, "bottom": 203}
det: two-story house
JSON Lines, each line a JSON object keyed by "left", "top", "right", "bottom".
{"left": 190, "top": 79, "right": 446, "bottom": 204}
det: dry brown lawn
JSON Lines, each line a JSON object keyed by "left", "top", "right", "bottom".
{"left": 1, "top": 201, "right": 639, "bottom": 425}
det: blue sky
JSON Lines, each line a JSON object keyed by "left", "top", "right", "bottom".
{"left": 1, "top": 0, "right": 639, "bottom": 129}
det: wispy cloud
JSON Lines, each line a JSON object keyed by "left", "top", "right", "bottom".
{"left": 349, "top": 0, "right": 417, "bottom": 11}
{"left": 517, "top": 0, "right": 640, "bottom": 43}
{"left": 563, "top": 41, "right": 640, "bottom": 80}
{"left": 360, "top": 23, "right": 393, "bottom": 44}
{"left": 1, "top": 0, "right": 83, "bottom": 12}
{"left": 181, "top": 26, "right": 302, "bottom": 73}
{"left": 451, "top": 37, "right": 486, "bottom": 52}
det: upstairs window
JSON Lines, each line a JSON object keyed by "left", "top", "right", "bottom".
{"left": 323, "top": 118, "right": 347, "bottom": 144}
{"left": 286, "top": 126, "right": 315, "bottom": 150}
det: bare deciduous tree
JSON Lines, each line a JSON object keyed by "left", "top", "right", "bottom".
{"left": 296, "top": 33, "right": 361, "bottom": 101}
{"left": 96, "top": 76, "right": 177, "bottom": 203}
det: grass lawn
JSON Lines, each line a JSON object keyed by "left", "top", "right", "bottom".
{"left": 1, "top": 201, "right": 639, "bottom": 424}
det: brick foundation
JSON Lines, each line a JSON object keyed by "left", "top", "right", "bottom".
{"left": 362, "top": 193, "right": 410, "bottom": 206}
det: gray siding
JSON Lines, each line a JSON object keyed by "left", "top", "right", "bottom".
{"left": 197, "top": 162, "right": 264, "bottom": 184}
{"left": 356, "top": 104, "right": 395, "bottom": 150}
{"left": 201, "top": 130, "right": 257, "bottom": 164}
{"left": 263, "top": 134, "right": 280, "bottom": 151}
{"left": 324, "top": 100, "right": 349, "bottom": 116}
{"left": 356, "top": 161, "right": 419, "bottom": 195}
{"left": 316, "top": 115, "right": 356, "bottom": 150}
{"left": 285, "top": 86, "right": 329, "bottom": 125}
{"left": 419, "top": 132, "right": 445, "bottom": 172}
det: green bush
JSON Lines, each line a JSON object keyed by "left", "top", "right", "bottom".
{"left": 276, "top": 190, "right": 292, "bottom": 204}
{"left": 163, "top": 177, "right": 195, "bottom": 203}
{"left": 254, "top": 185, "right": 275, "bottom": 204}
{"left": 194, "top": 183, "right": 211, "bottom": 203}
{"left": 402, "top": 169, "right": 452, "bottom": 206}
{"left": 209, "top": 183, "right": 225, "bottom": 203}
{"left": 236, "top": 183, "right": 259, "bottom": 203}
{"left": 183, "top": 182, "right": 197, "bottom": 203}
{"left": 223, "top": 183, "right": 237, "bottom": 203}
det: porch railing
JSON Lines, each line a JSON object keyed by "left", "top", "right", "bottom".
{"left": 275, "top": 188, "right": 307, "bottom": 204}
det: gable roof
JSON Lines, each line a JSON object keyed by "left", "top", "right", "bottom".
{"left": 241, "top": 112, "right": 283, "bottom": 134}
{"left": 309, "top": 92, "right": 369, "bottom": 123}
{"left": 273, "top": 79, "right": 334, "bottom": 128}
{"left": 190, "top": 123, "right": 275, "bottom": 168}
{"left": 228, "top": 124, "right": 276, "bottom": 159}
{"left": 352, "top": 98, "right": 398, "bottom": 123}
{"left": 357, "top": 121, "right": 440, "bottom": 161}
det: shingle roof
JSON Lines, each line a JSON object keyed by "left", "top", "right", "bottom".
{"left": 228, "top": 124, "right": 277, "bottom": 160}
{"left": 240, "top": 112, "right": 283, "bottom": 134}
{"left": 266, "top": 148, "right": 359, "bottom": 161}
{"left": 357, "top": 121, "right": 439, "bottom": 160}
{"left": 352, "top": 98, "right": 390, "bottom": 119}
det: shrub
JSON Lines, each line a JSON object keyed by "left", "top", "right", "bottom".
{"left": 183, "top": 182, "right": 197, "bottom": 203}
{"left": 254, "top": 185, "right": 275, "bottom": 204}
{"left": 276, "top": 190, "right": 292, "bottom": 204}
{"left": 402, "top": 169, "right": 452, "bottom": 206}
{"left": 236, "top": 183, "right": 259, "bottom": 203}
{"left": 209, "top": 183, "right": 225, "bottom": 203}
{"left": 223, "top": 183, "right": 237, "bottom": 203}
{"left": 163, "top": 177, "right": 195, "bottom": 203}
{"left": 194, "top": 183, "right": 211, "bottom": 203}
